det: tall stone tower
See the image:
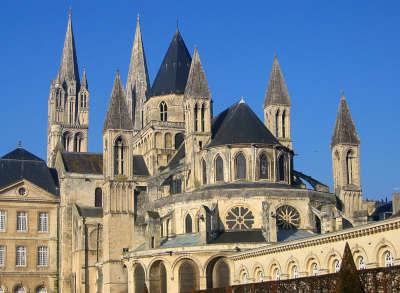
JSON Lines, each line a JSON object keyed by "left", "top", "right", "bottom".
{"left": 125, "top": 15, "right": 150, "bottom": 132}
{"left": 102, "top": 72, "right": 135, "bottom": 293}
{"left": 184, "top": 48, "right": 212, "bottom": 189}
{"left": 331, "top": 94, "right": 362, "bottom": 220}
{"left": 47, "top": 12, "right": 89, "bottom": 166}
{"left": 264, "top": 56, "right": 292, "bottom": 149}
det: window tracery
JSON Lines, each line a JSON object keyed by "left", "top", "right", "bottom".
{"left": 225, "top": 206, "right": 254, "bottom": 230}
{"left": 276, "top": 205, "right": 300, "bottom": 230}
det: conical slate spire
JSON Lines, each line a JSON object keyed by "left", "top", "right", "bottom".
{"left": 126, "top": 15, "right": 150, "bottom": 129}
{"left": 184, "top": 47, "right": 210, "bottom": 98}
{"left": 103, "top": 72, "right": 133, "bottom": 131}
{"left": 150, "top": 30, "right": 192, "bottom": 96}
{"left": 264, "top": 56, "right": 290, "bottom": 107}
{"left": 331, "top": 95, "right": 360, "bottom": 147}
{"left": 59, "top": 11, "right": 80, "bottom": 84}
{"left": 81, "top": 68, "right": 88, "bottom": 89}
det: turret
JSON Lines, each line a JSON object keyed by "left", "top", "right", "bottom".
{"left": 125, "top": 15, "right": 150, "bottom": 131}
{"left": 47, "top": 11, "right": 89, "bottom": 166}
{"left": 184, "top": 47, "right": 212, "bottom": 189}
{"left": 264, "top": 56, "right": 292, "bottom": 149}
{"left": 331, "top": 94, "right": 362, "bottom": 220}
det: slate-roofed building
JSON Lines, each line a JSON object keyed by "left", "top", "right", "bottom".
{"left": 0, "top": 147, "right": 59, "bottom": 292}
{"left": 3, "top": 11, "right": 393, "bottom": 293}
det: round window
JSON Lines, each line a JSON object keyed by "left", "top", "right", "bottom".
{"left": 225, "top": 206, "right": 254, "bottom": 230}
{"left": 17, "top": 187, "right": 27, "bottom": 196}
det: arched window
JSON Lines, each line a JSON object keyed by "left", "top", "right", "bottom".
{"left": 334, "top": 259, "right": 341, "bottom": 273}
{"left": 208, "top": 258, "right": 230, "bottom": 289}
{"left": 179, "top": 260, "right": 199, "bottom": 293}
{"left": 357, "top": 256, "right": 366, "bottom": 270}
{"left": 384, "top": 251, "right": 394, "bottom": 267}
{"left": 175, "top": 133, "right": 184, "bottom": 149}
{"left": 202, "top": 159, "right": 207, "bottom": 184}
{"left": 235, "top": 152, "right": 246, "bottom": 180}
{"left": 165, "top": 133, "right": 172, "bottom": 148}
{"left": 275, "top": 110, "right": 280, "bottom": 137}
{"left": 291, "top": 265, "right": 299, "bottom": 278}
{"left": 278, "top": 155, "right": 286, "bottom": 181}
{"left": 149, "top": 261, "right": 167, "bottom": 293}
{"left": 160, "top": 101, "right": 168, "bottom": 122}
{"left": 346, "top": 150, "right": 354, "bottom": 185}
{"left": 215, "top": 155, "right": 224, "bottom": 182}
{"left": 241, "top": 271, "right": 248, "bottom": 284}
{"left": 114, "top": 137, "right": 125, "bottom": 175}
{"left": 194, "top": 104, "right": 198, "bottom": 131}
{"left": 134, "top": 264, "right": 145, "bottom": 293}
{"left": 185, "top": 214, "right": 193, "bottom": 234}
{"left": 14, "top": 286, "right": 25, "bottom": 293}
{"left": 259, "top": 153, "right": 269, "bottom": 179}
{"left": 95, "top": 188, "right": 102, "bottom": 207}
{"left": 74, "top": 133, "right": 83, "bottom": 152}
{"left": 311, "top": 263, "right": 319, "bottom": 276}
{"left": 166, "top": 219, "right": 171, "bottom": 236}
{"left": 56, "top": 89, "right": 62, "bottom": 108}
{"left": 201, "top": 104, "right": 205, "bottom": 132}
{"left": 273, "top": 267, "right": 280, "bottom": 280}
{"left": 63, "top": 132, "right": 71, "bottom": 151}
{"left": 282, "top": 110, "right": 286, "bottom": 138}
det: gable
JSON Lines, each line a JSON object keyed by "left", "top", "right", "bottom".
{"left": 0, "top": 180, "right": 59, "bottom": 202}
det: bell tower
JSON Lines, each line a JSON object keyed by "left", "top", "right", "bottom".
{"left": 331, "top": 94, "right": 362, "bottom": 220}
{"left": 102, "top": 72, "right": 135, "bottom": 293}
{"left": 47, "top": 11, "right": 89, "bottom": 166}
{"left": 184, "top": 48, "right": 212, "bottom": 189}
{"left": 263, "top": 56, "right": 292, "bottom": 149}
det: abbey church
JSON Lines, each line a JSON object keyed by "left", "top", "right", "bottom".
{"left": 0, "top": 12, "right": 399, "bottom": 293}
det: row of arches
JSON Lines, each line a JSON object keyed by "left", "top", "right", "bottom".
{"left": 0, "top": 285, "right": 47, "bottom": 293}
{"left": 133, "top": 257, "right": 230, "bottom": 293}
{"left": 201, "top": 152, "right": 288, "bottom": 184}
{"left": 238, "top": 243, "right": 397, "bottom": 284}
{"left": 62, "top": 131, "right": 84, "bottom": 152}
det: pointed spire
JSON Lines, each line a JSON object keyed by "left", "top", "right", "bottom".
{"left": 81, "top": 68, "right": 88, "bottom": 89}
{"left": 331, "top": 94, "right": 360, "bottom": 147}
{"left": 126, "top": 14, "right": 150, "bottom": 129}
{"left": 59, "top": 11, "right": 80, "bottom": 84}
{"left": 336, "top": 243, "right": 364, "bottom": 292}
{"left": 104, "top": 71, "right": 133, "bottom": 131}
{"left": 151, "top": 30, "right": 192, "bottom": 96}
{"left": 184, "top": 47, "right": 210, "bottom": 98}
{"left": 264, "top": 56, "right": 290, "bottom": 107}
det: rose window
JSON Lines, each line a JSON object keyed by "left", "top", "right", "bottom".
{"left": 276, "top": 205, "right": 300, "bottom": 229}
{"left": 226, "top": 206, "right": 254, "bottom": 230}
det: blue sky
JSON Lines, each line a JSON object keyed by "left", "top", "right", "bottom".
{"left": 0, "top": 1, "right": 399, "bottom": 200}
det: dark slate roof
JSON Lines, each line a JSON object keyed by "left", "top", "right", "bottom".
{"left": 150, "top": 30, "right": 192, "bottom": 96}
{"left": 184, "top": 48, "right": 210, "bottom": 98}
{"left": 370, "top": 202, "right": 393, "bottom": 221}
{"left": 264, "top": 56, "right": 290, "bottom": 107}
{"left": 103, "top": 72, "right": 133, "bottom": 131}
{"left": 61, "top": 152, "right": 103, "bottom": 175}
{"left": 160, "top": 233, "right": 201, "bottom": 248}
{"left": 277, "top": 229, "right": 314, "bottom": 242}
{"left": 208, "top": 101, "right": 279, "bottom": 147}
{"left": 210, "top": 230, "right": 267, "bottom": 244}
{"left": 331, "top": 96, "right": 360, "bottom": 146}
{"left": 76, "top": 205, "right": 103, "bottom": 218}
{"left": 133, "top": 155, "right": 150, "bottom": 176}
{"left": 0, "top": 148, "right": 59, "bottom": 195}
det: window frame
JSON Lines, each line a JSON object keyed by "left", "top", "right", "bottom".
{"left": 0, "top": 210, "right": 6, "bottom": 232}
{"left": 37, "top": 245, "right": 49, "bottom": 267}
{"left": 38, "top": 212, "right": 49, "bottom": 233}
{"left": 16, "top": 211, "right": 28, "bottom": 232}
{"left": 0, "top": 245, "right": 5, "bottom": 267}
{"left": 16, "top": 245, "right": 27, "bottom": 267}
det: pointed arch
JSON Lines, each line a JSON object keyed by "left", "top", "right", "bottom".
{"left": 74, "top": 132, "right": 83, "bottom": 152}
{"left": 62, "top": 131, "right": 72, "bottom": 151}
{"left": 278, "top": 154, "right": 286, "bottom": 181}
{"left": 214, "top": 155, "right": 224, "bottom": 182}
{"left": 234, "top": 152, "right": 246, "bottom": 180}
{"left": 194, "top": 103, "right": 198, "bottom": 131}
{"left": 346, "top": 149, "right": 354, "bottom": 185}
{"left": 114, "top": 136, "right": 126, "bottom": 175}
{"left": 258, "top": 152, "right": 269, "bottom": 179}
{"left": 275, "top": 109, "right": 280, "bottom": 137}
{"left": 174, "top": 133, "right": 184, "bottom": 150}
{"left": 185, "top": 214, "right": 193, "bottom": 234}
{"left": 201, "top": 103, "right": 205, "bottom": 132}
{"left": 94, "top": 187, "right": 102, "bottom": 207}
{"left": 160, "top": 101, "right": 168, "bottom": 121}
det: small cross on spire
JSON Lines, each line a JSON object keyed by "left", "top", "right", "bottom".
{"left": 17, "top": 140, "right": 22, "bottom": 148}
{"left": 68, "top": 6, "right": 72, "bottom": 18}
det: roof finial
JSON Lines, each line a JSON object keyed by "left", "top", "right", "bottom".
{"left": 137, "top": 13, "right": 140, "bottom": 23}
{"left": 239, "top": 97, "right": 245, "bottom": 104}
{"left": 68, "top": 6, "right": 72, "bottom": 18}
{"left": 176, "top": 17, "right": 179, "bottom": 32}
{"left": 17, "top": 140, "right": 22, "bottom": 148}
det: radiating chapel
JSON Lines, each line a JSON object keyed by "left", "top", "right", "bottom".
{"left": 0, "top": 12, "right": 399, "bottom": 293}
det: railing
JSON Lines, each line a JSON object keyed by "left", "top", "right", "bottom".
{"left": 195, "top": 265, "right": 400, "bottom": 293}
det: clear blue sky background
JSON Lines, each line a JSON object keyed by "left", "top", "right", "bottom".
{"left": 0, "top": 1, "right": 399, "bottom": 200}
